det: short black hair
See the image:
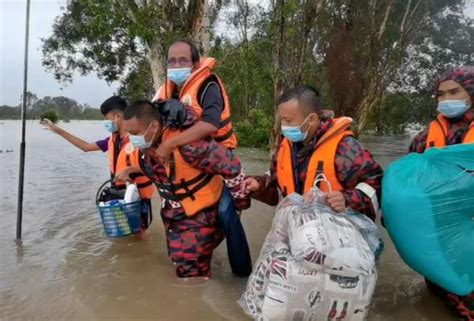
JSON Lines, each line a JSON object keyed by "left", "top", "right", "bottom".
{"left": 170, "top": 38, "right": 201, "bottom": 63}
{"left": 277, "top": 85, "right": 323, "bottom": 115}
{"left": 123, "top": 100, "right": 160, "bottom": 124}
{"left": 100, "top": 96, "right": 127, "bottom": 116}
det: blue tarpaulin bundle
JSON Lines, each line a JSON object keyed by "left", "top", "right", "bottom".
{"left": 382, "top": 143, "right": 474, "bottom": 295}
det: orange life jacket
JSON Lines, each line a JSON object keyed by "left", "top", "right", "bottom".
{"left": 426, "top": 114, "right": 474, "bottom": 149}
{"left": 156, "top": 129, "right": 224, "bottom": 216}
{"left": 276, "top": 117, "right": 354, "bottom": 195}
{"left": 108, "top": 134, "right": 156, "bottom": 199}
{"left": 153, "top": 57, "right": 237, "bottom": 149}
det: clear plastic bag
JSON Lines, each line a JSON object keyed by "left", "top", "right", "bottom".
{"left": 239, "top": 187, "right": 382, "bottom": 321}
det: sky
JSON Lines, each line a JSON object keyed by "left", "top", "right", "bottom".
{"left": 0, "top": 0, "right": 119, "bottom": 108}
{"left": 1, "top": 0, "right": 474, "bottom": 108}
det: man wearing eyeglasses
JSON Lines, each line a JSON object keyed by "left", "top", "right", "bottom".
{"left": 153, "top": 39, "right": 237, "bottom": 162}
{"left": 152, "top": 39, "right": 252, "bottom": 277}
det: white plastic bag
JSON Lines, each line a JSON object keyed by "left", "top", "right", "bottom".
{"left": 124, "top": 183, "right": 140, "bottom": 203}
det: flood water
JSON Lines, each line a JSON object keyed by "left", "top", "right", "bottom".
{"left": 0, "top": 120, "right": 455, "bottom": 321}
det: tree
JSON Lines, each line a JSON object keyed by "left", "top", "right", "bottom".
{"left": 42, "top": 0, "right": 212, "bottom": 96}
{"left": 0, "top": 93, "right": 102, "bottom": 120}
{"left": 215, "top": 0, "right": 472, "bottom": 141}
{"left": 211, "top": 1, "right": 275, "bottom": 120}
{"left": 391, "top": 6, "right": 474, "bottom": 93}
{"left": 116, "top": 58, "right": 154, "bottom": 101}
{"left": 42, "top": 0, "right": 474, "bottom": 140}
{"left": 246, "top": 0, "right": 470, "bottom": 132}
{"left": 369, "top": 2, "right": 474, "bottom": 132}
{"left": 310, "top": 0, "right": 470, "bottom": 132}
{"left": 22, "top": 91, "right": 39, "bottom": 110}
{"left": 264, "top": 0, "right": 324, "bottom": 153}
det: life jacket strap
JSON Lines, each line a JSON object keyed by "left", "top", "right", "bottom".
{"left": 214, "top": 128, "right": 234, "bottom": 142}
{"left": 158, "top": 174, "right": 214, "bottom": 202}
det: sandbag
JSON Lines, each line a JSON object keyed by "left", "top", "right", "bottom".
{"left": 382, "top": 143, "right": 474, "bottom": 295}
{"left": 239, "top": 188, "right": 382, "bottom": 321}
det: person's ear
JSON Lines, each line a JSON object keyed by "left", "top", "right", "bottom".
{"left": 151, "top": 119, "right": 162, "bottom": 135}
{"left": 154, "top": 120, "right": 165, "bottom": 141}
{"left": 309, "top": 113, "right": 320, "bottom": 127}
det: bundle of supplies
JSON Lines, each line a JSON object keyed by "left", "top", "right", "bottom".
{"left": 239, "top": 187, "right": 383, "bottom": 321}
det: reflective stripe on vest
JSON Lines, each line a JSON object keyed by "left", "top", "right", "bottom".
{"left": 276, "top": 117, "right": 354, "bottom": 195}
{"left": 108, "top": 134, "right": 156, "bottom": 199}
{"left": 154, "top": 57, "right": 237, "bottom": 149}
{"left": 158, "top": 129, "right": 224, "bottom": 216}
{"left": 426, "top": 114, "right": 474, "bottom": 149}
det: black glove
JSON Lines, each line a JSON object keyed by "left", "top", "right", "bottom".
{"left": 152, "top": 99, "right": 188, "bottom": 129}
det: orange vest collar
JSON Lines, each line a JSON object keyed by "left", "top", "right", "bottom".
{"left": 156, "top": 58, "right": 217, "bottom": 100}
{"left": 179, "top": 58, "right": 217, "bottom": 95}
{"left": 276, "top": 117, "right": 353, "bottom": 195}
{"left": 108, "top": 134, "right": 155, "bottom": 199}
{"left": 426, "top": 113, "right": 474, "bottom": 148}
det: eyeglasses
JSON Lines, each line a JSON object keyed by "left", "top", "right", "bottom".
{"left": 167, "top": 57, "right": 193, "bottom": 67}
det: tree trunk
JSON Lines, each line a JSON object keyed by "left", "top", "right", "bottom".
{"left": 270, "top": 0, "right": 286, "bottom": 157}
{"left": 147, "top": 42, "right": 166, "bottom": 93}
{"left": 356, "top": 92, "right": 380, "bottom": 134}
{"left": 191, "top": 0, "right": 210, "bottom": 55}
{"left": 356, "top": 72, "right": 387, "bottom": 133}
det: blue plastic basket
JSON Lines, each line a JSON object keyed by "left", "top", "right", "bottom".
{"left": 96, "top": 180, "right": 142, "bottom": 237}
{"left": 97, "top": 201, "right": 141, "bottom": 237}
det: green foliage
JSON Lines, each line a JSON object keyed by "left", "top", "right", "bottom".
{"left": 116, "top": 59, "right": 154, "bottom": 101}
{"left": 42, "top": 0, "right": 215, "bottom": 94}
{"left": 80, "top": 107, "right": 103, "bottom": 120}
{"left": 0, "top": 92, "right": 102, "bottom": 120}
{"left": 364, "top": 92, "right": 435, "bottom": 134}
{"left": 234, "top": 109, "right": 273, "bottom": 148}
{"left": 212, "top": 40, "right": 275, "bottom": 121}
{"left": 0, "top": 106, "right": 20, "bottom": 119}
{"left": 212, "top": 0, "right": 472, "bottom": 136}
{"left": 40, "top": 110, "right": 59, "bottom": 123}
{"left": 392, "top": 7, "right": 474, "bottom": 91}
{"left": 41, "top": 0, "right": 474, "bottom": 138}
{"left": 42, "top": 1, "right": 136, "bottom": 83}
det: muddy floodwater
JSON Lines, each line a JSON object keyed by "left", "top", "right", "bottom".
{"left": 0, "top": 121, "right": 455, "bottom": 320}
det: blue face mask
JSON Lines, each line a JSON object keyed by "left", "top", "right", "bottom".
{"left": 129, "top": 134, "right": 152, "bottom": 150}
{"left": 281, "top": 116, "right": 310, "bottom": 143}
{"left": 437, "top": 100, "right": 471, "bottom": 118}
{"left": 104, "top": 120, "right": 118, "bottom": 133}
{"left": 129, "top": 124, "right": 155, "bottom": 150}
{"left": 167, "top": 67, "right": 192, "bottom": 87}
